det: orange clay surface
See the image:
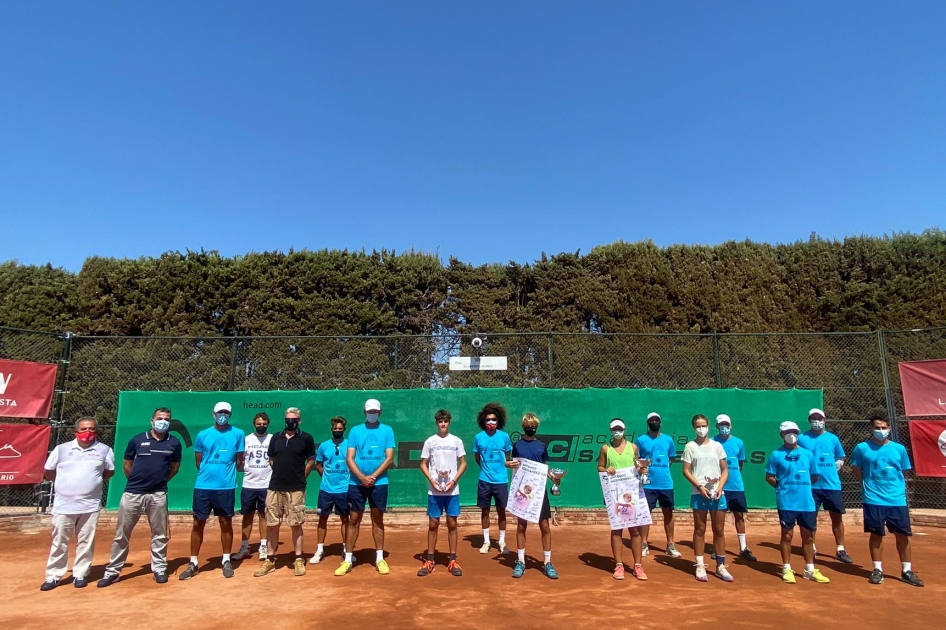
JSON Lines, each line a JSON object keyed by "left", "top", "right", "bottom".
{"left": 1, "top": 521, "right": 942, "bottom": 629}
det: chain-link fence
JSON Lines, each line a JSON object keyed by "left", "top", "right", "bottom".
{"left": 3, "top": 326, "right": 946, "bottom": 515}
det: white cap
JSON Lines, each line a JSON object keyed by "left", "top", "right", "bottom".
{"left": 779, "top": 421, "right": 800, "bottom": 433}
{"left": 610, "top": 419, "right": 626, "bottom": 430}
{"left": 808, "top": 408, "right": 826, "bottom": 419}
{"left": 716, "top": 414, "right": 732, "bottom": 426}
{"left": 213, "top": 401, "right": 232, "bottom": 414}
{"left": 646, "top": 412, "right": 661, "bottom": 421}
{"left": 364, "top": 398, "right": 381, "bottom": 412}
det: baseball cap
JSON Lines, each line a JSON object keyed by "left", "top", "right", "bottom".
{"left": 716, "top": 414, "right": 732, "bottom": 426}
{"left": 646, "top": 412, "right": 661, "bottom": 421}
{"left": 213, "top": 401, "right": 232, "bottom": 414}
{"left": 779, "top": 421, "right": 800, "bottom": 433}
{"left": 808, "top": 408, "right": 826, "bottom": 419}
{"left": 609, "top": 418, "right": 626, "bottom": 430}
{"left": 364, "top": 399, "right": 381, "bottom": 412}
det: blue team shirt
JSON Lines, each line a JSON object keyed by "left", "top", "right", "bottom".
{"left": 194, "top": 425, "right": 245, "bottom": 490}
{"left": 851, "top": 440, "right": 911, "bottom": 507}
{"left": 473, "top": 430, "right": 513, "bottom": 484}
{"left": 316, "top": 439, "right": 350, "bottom": 494}
{"left": 634, "top": 433, "right": 678, "bottom": 490}
{"left": 512, "top": 438, "right": 548, "bottom": 464}
{"left": 765, "top": 446, "right": 817, "bottom": 511}
{"left": 712, "top": 435, "right": 746, "bottom": 492}
{"left": 798, "top": 431, "right": 845, "bottom": 491}
{"left": 347, "top": 423, "right": 396, "bottom": 486}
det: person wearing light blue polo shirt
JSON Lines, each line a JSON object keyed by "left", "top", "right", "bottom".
{"left": 713, "top": 414, "right": 755, "bottom": 561}
{"left": 634, "top": 412, "right": 683, "bottom": 559}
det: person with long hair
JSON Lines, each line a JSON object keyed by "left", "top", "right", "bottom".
{"left": 472, "top": 402, "right": 515, "bottom": 555}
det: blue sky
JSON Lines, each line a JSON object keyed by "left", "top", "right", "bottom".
{"left": 1, "top": 1, "right": 944, "bottom": 271}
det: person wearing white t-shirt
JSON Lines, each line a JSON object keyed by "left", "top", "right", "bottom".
{"left": 681, "top": 414, "right": 732, "bottom": 584}
{"left": 41, "top": 417, "right": 116, "bottom": 591}
{"left": 417, "top": 409, "right": 467, "bottom": 577}
{"left": 234, "top": 413, "right": 273, "bottom": 561}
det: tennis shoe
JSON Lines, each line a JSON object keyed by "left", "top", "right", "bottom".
{"left": 178, "top": 563, "right": 198, "bottom": 580}
{"left": 479, "top": 541, "right": 491, "bottom": 554}
{"left": 613, "top": 564, "right": 625, "bottom": 580}
{"left": 739, "top": 548, "right": 757, "bottom": 562}
{"left": 544, "top": 562, "right": 559, "bottom": 579}
{"left": 869, "top": 569, "right": 884, "bottom": 584}
{"left": 782, "top": 567, "right": 796, "bottom": 584}
{"left": 511, "top": 560, "right": 525, "bottom": 578}
{"left": 222, "top": 560, "right": 235, "bottom": 578}
{"left": 376, "top": 558, "right": 390, "bottom": 575}
{"left": 309, "top": 550, "right": 324, "bottom": 565}
{"left": 901, "top": 570, "right": 924, "bottom": 587}
{"left": 417, "top": 560, "right": 435, "bottom": 577}
{"left": 716, "top": 564, "right": 734, "bottom": 582}
{"left": 258, "top": 542, "right": 268, "bottom": 560}
{"left": 232, "top": 544, "right": 251, "bottom": 561}
{"left": 499, "top": 542, "right": 509, "bottom": 555}
{"left": 666, "top": 543, "right": 682, "bottom": 559}
{"left": 334, "top": 560, "right": 352, "bottom": 576}
{"left": 836, "top": 549, "right": 854, "bottom": 564}
{"left": 641, "top": 542, "right": 650, "bottom": 557}
{"left": 632, "top": 564, "right": 648, "bottom": 581}
{"left": 803, "top": 567, "right": 830, "bottom": 583}
{"left": 447, "top": 560, "right": 463, "bottom": 577}
{"left": 695, "top": 564, "right": 708, "bottom": 582}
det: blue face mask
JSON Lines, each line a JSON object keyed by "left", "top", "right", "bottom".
{"left": 215, "top": 413, "right": 230, "bottom": 426}
{"left": 718, "top": 425, "right": 731, "bottom": 437}
{"left": 153, "top": 419, "right": 171, "bottom": 433}
{"left": 873, "top": 429, "right": 890, "bottom": 440}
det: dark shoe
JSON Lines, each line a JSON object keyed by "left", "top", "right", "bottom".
{"left": 40, "top": 580, "right": 59, "bottom": 592}
{"left": 96, "top": 573, "right": 120, "bottom": 588}
{"left": 868, "top": 569, "right": 884, "bottom": 584}
{"left": 154, "top": 572, "right": 168, "bottom": 584}
{"left": 417, "top": 560, "right": 435, "bottom": 577}
{"left": 73, "top": 577, "right": 88, "bottom": 588}
{"left": 222, "top": 560, "right": 235, "bottom": 578}
{"left": 836, "top": 550, "right": 854, "bottom": 564}
{"left": 739, "top": 548, "right": 757, "bottom": 562}
{"left": 902, "top": 570, "right": 925, "bottom": 587}
{"left": 178, "top": 562, "right": 199, "bottom": 580}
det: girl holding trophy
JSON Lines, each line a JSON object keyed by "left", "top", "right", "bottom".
{"left": 597, "top": 418, "right": 649, "bottom": 580}
{"left": 681, "top": 414, "right": 732, "bottom": 583}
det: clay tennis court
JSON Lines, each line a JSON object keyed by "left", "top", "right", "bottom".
{"left": 3, "top": 519, "right": 942, "bottom": 630}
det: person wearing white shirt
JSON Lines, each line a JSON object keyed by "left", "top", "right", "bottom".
{"left": 233, "top": 413, "right": 273, "bottom": 561}
{"left": 41, "top": 417, "right": 115, "bottom": 591}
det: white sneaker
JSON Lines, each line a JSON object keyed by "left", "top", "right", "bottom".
{"left": 695, "top": 564, "right": 708, "bottom": 582}
{"left": 498, "top": 542, "right": 509, "bottom": 555}
{"left": 232, "top": 545, "right": 251, "bottom": 561}
{"left": 479, "top": 542, "right": 491, "bottom": 554}
{"left": 309, "top": 550, "right": 324, "bottom": 565}
{"left": 258, "top": 543, "right": 268, "bottom": 560}
{"left": 667, "top": 544, "right": 683, "bottom": 559}
{"left": 641, "top": 542, "right": 650, "bottom": 557}
{"left": 716, "top": 564, "right": 734, "bottom": 582}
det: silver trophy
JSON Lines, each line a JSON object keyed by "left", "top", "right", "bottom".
{"left": 549, "top": 468, "right": 568, "bottom": 496}
{"left": 704, "top": 476, "right": 720, "bottom": 500}
{"left": 637, "top": 458, "right": 651, "bottom": 485}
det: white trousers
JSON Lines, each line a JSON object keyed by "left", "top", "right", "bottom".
{"left": 45, "top": 511, "right": 100, "bottom": 581}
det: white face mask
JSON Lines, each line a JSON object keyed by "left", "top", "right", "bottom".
{"left": 611, "top": 430, "right": 625, "bottom": 440}
{"left": 365, "top": 412, "right": 380, "bottom": 423}
{"left": 810, "top": 419, "right": 825, "bottom": 431}
{"left": 695, "top": 426, "right": 709, "bottom": 438}
{"left": 784, "top": 433, "right": 798, "bottom": 445}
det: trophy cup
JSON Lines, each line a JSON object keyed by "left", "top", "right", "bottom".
{"left": 704, "top": 476, "right": 720, "bottom": 500}
{"left": 637, "top": 458, "right": 651, "bottom": 485}
{"left": 549, "top": 468, "right": 568, "bottom": 496}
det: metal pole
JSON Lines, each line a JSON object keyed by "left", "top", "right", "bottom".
{"left": 227, "top": 337, "right": 240, "bottom": 391}
{"left": 713, "top": 332, "right": 723, "bottom": 388}
{"left": 547, "top": 333, "right": 554, "bottom": 388}
{"left": 43, "top": 331, "right": 74, "bottom": 513}
{"left": 876, "top": 329, "right": 900, "bottom": 441}
{"left": 393, "top": 337, "right": 399, "bottom": 389}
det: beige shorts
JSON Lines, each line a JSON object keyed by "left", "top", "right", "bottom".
{"left": 265, "top": 490, "right": 306, "bottom": 527}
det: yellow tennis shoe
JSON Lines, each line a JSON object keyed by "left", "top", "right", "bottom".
{"left": 804, "top": 568, "right": 830, "bottom": 583}
{"left": 334, "top": 560, "right": 352, "bottom": 576}
{"left": 781, "top": 567, "right": 797, "bottom": 584}
{"left": 376, "top": 559, "right": 390, "bottom": 575}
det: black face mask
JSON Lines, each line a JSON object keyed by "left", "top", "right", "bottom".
{"left": 255, "top": 426, "right": 268, "bottom": 435}
{"left": 647, "top": 421, "right": 661, "bottom": 432}
{"left": 332, "top": 430, "right": 344, "bottom": 439}
{"left": 523, "top": 427, "right": 537, "bottom": 437}
{"left": 285, "top": 419, "right": 299, "bottom": 431}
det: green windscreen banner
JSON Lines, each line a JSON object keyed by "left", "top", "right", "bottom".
{"left": 108, "top": 388, "right": 823, "bottom": 511}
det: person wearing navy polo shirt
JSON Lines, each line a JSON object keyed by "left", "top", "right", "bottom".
{"left": 765, "top": 421, "right": 829, "bottom": 584}
{"left": 510, "top": 413, "right": 558, "bottom": 580}
{"left": 635, "top": 412, "right": 683, "bottom": 559}
{"left": 851, "top": 414, "right": 924, "bottom": 587}
{"left": 179, "top": 401, "right": 245, "bottom": 581}
{"left": 713, "top": 414, "right": 755, "bottom": 561}
{"left": 97, "top": 407, "right": 182, "bottom": 587}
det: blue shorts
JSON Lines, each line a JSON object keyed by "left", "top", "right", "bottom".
{"left": 193, "top": 489, "right": 235, "bottom": 520}
{"left": 476, "top": 480, "right": 509, "bottom": 509}
{"left": 812, "top": 488, "right": 846, "bottom": 514}
{"left": 777, "top": 509, "right": 817, "bottom": 532}
{"left": 645, "top": 488, "right": 675, "bottom": 511}
{"left": 691, "top": 493, "right": 728, "bottom": 511}
{"left": 862, "top": 504, "right": 912, "bottom": 537}
{"left": 317, "top": 490, "right": 350, "bottom": 517}
{"left": 427, "top": 494, "right": 461, "bottom": 519}
{"left": 724, "top": 490, "right": 748, "bottom": 513}
{"left": 348, "top": 484, "right": 389, "bottom": 513}
{"left": 240, "top": 488, "right": 267, "bottom": 515}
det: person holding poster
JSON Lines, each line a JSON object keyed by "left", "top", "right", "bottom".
{"left": 597, "top": 418, "right": 648, "bottom": 581}
{"left": 681, "top": 414, "right": 732, "bottom": 583}
{"left": 509, "top": 413, "right": 558, "bottom": 580}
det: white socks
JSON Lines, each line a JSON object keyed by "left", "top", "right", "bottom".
{"left": 902, "top": 562, "right": 911, "bottom": 572}
{"left": 222, "top": 554, "right": 231, "bottom": 563}
{"left": 345, "top": 552, "right": 353, "bottom": 563}
{"left": 517, "top": 549, "right": 525, "bottom": 563}
{"left": 783, "top": 563, "right": 792, "bottom": 571}
{"left": 696, "top": 555, "right": 705, "bottom": 566}
{"left": 805, "top": 563, "right": 815, "bottom": 572}
{"left": 317, "top": 543, "right": 324, "bottom": 553}
{"left": 483, "top": 528, "right": 490, "bottom": 545}
{"left": 837, "top": 545, "right": 845, "bottom": 552}
{"left": 260, "top": 538, "right": 267, "bottom": 546}
{"left": 190, "top": 555, "right": 198, "bottom": 566}
{"left": 873, "top": 561, "right": 882, "bottom": 570}
{"left": 499, "top": 530, "right": 506, "bottom": 545}
{"left": 737, "top": 534, "right": 747, "bottom": 551}
{"left": 376, "top": 549, "right": 384, "bottom": 563}
{"left": 544, "top": 551, "right": 551, "bottom": 564}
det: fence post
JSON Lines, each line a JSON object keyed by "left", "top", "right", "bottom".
{"left": 227, "top": 337, "right": 239, "bottom": 391}
{"left": 43, "top": 331, "right": 74, "bottom": 513}
{"left": 713, "top": 332, "right": 723, "bottom": 388}
{"left": 393, "top": 337, "right": 399, "bottom": 389}
{"left": 547, "top": 333, "right": 554, "bottom": 388}
{"left": 876, "top": 329, "right": 900, "bottom": 442}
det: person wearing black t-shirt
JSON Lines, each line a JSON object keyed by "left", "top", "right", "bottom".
{"left": 510, "top": 413, "right": 559, "bottom": 580}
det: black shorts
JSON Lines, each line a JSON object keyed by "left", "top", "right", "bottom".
{"left": 812, "top": 488, "right": 846, "bottom": 514}
{"left": 348, "top": 484, "right": 389, "bottom": 513}
{"left": 476, "top": 480, "right": 509, "bottom": 509}
{"left": 193, "top": 488, "right": 236, "bottom": 520}
{"left": 724, "top": 490, "right": 748, "bottom": 513}
{"left": 317, "top": 490, "right": 350, "bottom": 517}
{"left": 777, "top": 509, "right": 817, "bottom": 532}
{"left": 240, "top": 488, "right": 267, "bottom": 515}
{"left": 645, "top": 488, "right": 675, "bottom": 511}
{"left": 863, "top": 504, "right": 912, "bottom": 537}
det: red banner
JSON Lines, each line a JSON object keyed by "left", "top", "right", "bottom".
{"left": 0, "top": 358, "right": 58, "bottom": 419}
{"left": 898, "top": 359, "right": 946, "bottom": 417}
{"left": 0, "top": 424, "right": 51, "bottom": 485}
{"left": 908, "top": 420, "right": 946, "bottom": 477}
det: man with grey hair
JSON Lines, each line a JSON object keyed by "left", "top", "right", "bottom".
{"left": 41, "top": 417, "right": 116, "bottom": 591}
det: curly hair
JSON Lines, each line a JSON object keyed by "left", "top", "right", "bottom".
{"left": 477, "top": 402, "right": 507, "bottom": 431}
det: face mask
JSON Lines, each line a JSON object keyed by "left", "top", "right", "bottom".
{"left": 647, "top": 421, "right": 661, "bottom": 432}
{"left": 255, "top": 425, "right": 268, "bottom": 435}
{"left": 332, "top": 430, "right": 344, "bottom": 439}
{"left": 215, "top": 413, "right": 230, "bottom": 426}
{"left": 523, "top": 427, "right": 537, "bottom": 437}
{"left": 784, "top": 433, "right": 798, "bottom": 445}
{"left": 718, "top": 425, "right": 731, "bottom": 437}
{"left": 873, "top": 429, "right": 890, "bottom": 440}
{"left": 611, "top": 430, "right": 625, "bottom": 440}
{"left": 285, "top": 419, "right": 299, "bottom": 431}
{"left": 153, "top": 419, "right": 171, "bottom": 433}
{"left": 76, "top": 430, "right": 96, "bottom": 443}
{"left": 695, "top": 427, "right": 709, "bottom": 438}
{"left": 365, "top": 412, "right": 380, "bottom": 423}
{"left": 810, "top": 420, "right": 825, "bottom": 431}
{"left": 485, "top": 421, "right": 498, "bottom": 432}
